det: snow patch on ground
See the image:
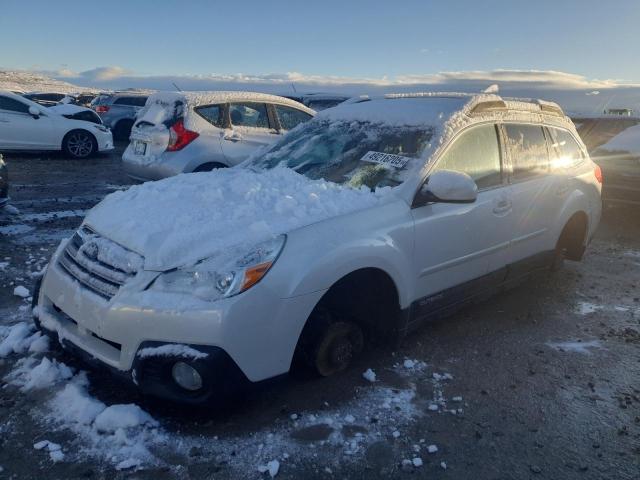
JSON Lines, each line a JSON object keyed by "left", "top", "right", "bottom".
{"left": 575, "top": 301, "right": 602, "bottom": 315}
{"left": 546, "top": 340, "right": 603, "bottom": 355}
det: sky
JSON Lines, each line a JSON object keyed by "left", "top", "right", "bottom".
{"left": 1, "top": 0, "right": 639, "bottom": 82}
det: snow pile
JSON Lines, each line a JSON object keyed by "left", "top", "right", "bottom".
{"left": 46, "top": 373, "right": 164, "bottom": 470}
{"left": 257, "top": 459, "right": 280, "bottom": 477}
{"left": 362, "top": 368, "right": 377, "bottom": 382}
{"left": 598, "top": 123, "right": 640, "bottom": 155}
{"left": 85, "top": 166, "right": 388, "bottom": 269}
{"left": 7, "top": 357, "right": 72, "bottom": 391}
{"left": 0, "top": 322, "right": 46, "bottom": 357}
{"left": 34, "top": 440, "right": 65, "bottom": 463}
{"left": 13, "top": 285, "right": 29, "bottom": 298}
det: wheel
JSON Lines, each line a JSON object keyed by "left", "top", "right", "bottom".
{"left": 295, "top": 309, "right": 364, "bottom": 377}
{"left": 193, "top": 162, "right": 227, "bottom": 173}
{"left": 113, "top": 120, "right": 134, "bottom": 141}
{"left": 63, "top": 130, "right": 97, "bottom": 158}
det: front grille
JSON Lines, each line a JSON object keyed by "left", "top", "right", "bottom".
{"left": 58, "top": 226, "right": 142, "bottom": 300}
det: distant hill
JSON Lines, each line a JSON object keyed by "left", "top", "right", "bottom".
{"left": 0, "top": 70, "right": 94, "bottom": 94}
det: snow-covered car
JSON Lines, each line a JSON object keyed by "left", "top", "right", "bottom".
{"left": 23, "top": 91, "right": 76, "bottom": 107}
{"left": 0, "top": 91, "right": 113, "bottom": 158}
{"left": 121, "top": 91, "right": 315, "bottom": 181}
{"left": 34, "top": 93, "right": 601, "bottom": 403}
{"left": 0, "top": 154, "right": 8, "bottom": 207}
{"left": 283, "top": 93, "right": 350, "bottom": 110}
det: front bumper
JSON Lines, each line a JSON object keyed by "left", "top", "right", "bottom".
{"left": 36, "top": 241, "right": 323, "bottom": 399}
{"left": 96, "top": 130, "right": 114, "bottom": 152}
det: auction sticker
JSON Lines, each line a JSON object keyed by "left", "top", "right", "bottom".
{"left": 361, "top": 151, "right": 411, "bottom": 169}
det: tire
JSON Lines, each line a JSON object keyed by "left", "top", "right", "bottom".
{"left": 113, "top": 120, "right": 134, "bottom": 141}
{"left": 193, "top": 162, "right": 227, "bottom": 173}
{"left": 294, "top": 308, "right": 364, "bottom": 377}
{"left": 63, "top": 130, "right": 97, "bottom": 159}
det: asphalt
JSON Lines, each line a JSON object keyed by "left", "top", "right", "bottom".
{"left": 0, "top": 144, "right": 638, "bottom": 480}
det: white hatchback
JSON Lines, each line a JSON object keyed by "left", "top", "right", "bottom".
{"left": 36, "top": 93, "right": 601, "bottom": 403}
{"left": 0, "top": 91, "right": 113, "bottom": 158}
{"left": 122, "top": 91, "right": 315, "bottom": 181}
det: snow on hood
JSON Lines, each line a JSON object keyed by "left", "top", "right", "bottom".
{"left": 84, "top": 167, "right": 388, "bottom": 270}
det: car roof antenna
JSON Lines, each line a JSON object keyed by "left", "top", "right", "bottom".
{"left": 172, "top": 82, "right": 183, "bottom": 92}
{"left": 291, "top": 83, "right": 297, "bottom": 93}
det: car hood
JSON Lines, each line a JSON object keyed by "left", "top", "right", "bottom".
{"left": 84, "top": 166, "right": 389, "bottom": 271}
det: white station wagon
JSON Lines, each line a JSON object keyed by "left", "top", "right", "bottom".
{"left": 35, "top": 93, "right": 602, "bottom": 403}
{"left": 122, "top": 91, "right": 315, "bottom": 181}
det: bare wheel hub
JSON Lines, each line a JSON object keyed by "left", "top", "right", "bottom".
{"left": 314, "top": 321, "right": 364, "bottom": 377}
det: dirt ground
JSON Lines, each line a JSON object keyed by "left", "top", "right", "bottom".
{"left": 0, "top": 144, "right": 638, "bottom": 480}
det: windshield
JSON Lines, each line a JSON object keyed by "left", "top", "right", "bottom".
{"left": 247, "top": 119, "right": 433, "bottom": 189}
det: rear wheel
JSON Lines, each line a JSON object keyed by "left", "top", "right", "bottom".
{"left": 63, "top": 130, "right": 97, "bottom": 159}
{"left": 193, "top": 162, "right": 227, "bottom": 173}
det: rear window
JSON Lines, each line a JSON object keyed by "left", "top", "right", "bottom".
{"left": 550, "top": 128, "right": 585, "bottom": 169}
{"left": 195, "top": 105, "right": 223, "bottom": 128}
{"left": 114, "top": 96, "right": 148, "bottom": 107}
{"left": 504, "top": 124, "right": 549, "bottom": 180}
{"left": 90, "top": 95, "right": 110, "bottom": 106}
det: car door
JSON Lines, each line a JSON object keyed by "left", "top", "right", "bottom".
{"left": 220, "top": 102, "right": 278, "bottom": 165}
{"left": 0, "top": 95, "right": 56, "bottom": 149}
{"left": 501, "top": 123, "right": 555, "bottom": 276}
{"left": 410, "top": 123, "right": 514, "bottom": 320}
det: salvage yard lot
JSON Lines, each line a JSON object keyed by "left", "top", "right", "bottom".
{"left": 0, "top": 146, "right": 639, "bottom": 479}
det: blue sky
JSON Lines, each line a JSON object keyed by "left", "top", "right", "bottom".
{"left": 1, "top": 0, "right": 639, "bottom": 81}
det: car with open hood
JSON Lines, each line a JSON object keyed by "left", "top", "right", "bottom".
{"left": 0, "top": 91, "right": 113, "bottom": 158}
{"left": 34, "top": 93, "right": 601, "bottom": 403}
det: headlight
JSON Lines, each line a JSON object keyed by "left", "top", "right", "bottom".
{"left": 93, "top": 124, "right": 109, "bottom": 133}
{"left": 149, "top": 235, "right": 286, "bottom": 302}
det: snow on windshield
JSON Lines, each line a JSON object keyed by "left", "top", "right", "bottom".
{"left": 249, "top": 120, "right": 433, "bottom": 189}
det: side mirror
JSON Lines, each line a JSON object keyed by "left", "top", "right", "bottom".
{"left": 28, "top": 106, "right": 40, "bottom": 119}
{"left": 417, "top": 169, "right": 478, "bottom": 205}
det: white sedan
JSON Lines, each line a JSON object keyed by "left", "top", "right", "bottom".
{"left": 0, "top": 91, "right": 113, "bottom": 158}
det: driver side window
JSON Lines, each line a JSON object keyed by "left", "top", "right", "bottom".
{"left": 434, "top": 124, "right": 503, "bottom": 190}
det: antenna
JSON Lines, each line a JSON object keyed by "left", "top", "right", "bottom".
{"left": 291, "top": 82, "right": 297, "bottom": 93}
{"left": 172, "top": 82, "right": 183, "bottom": 92}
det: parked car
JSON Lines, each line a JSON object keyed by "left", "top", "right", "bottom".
{"left": 23, "top": 91, "right": 76, "bottom": 107}
{"left": 74, "top": 93, "right": 99, "bottom": 108}
{"left": 0, "top": 91, "right": 113, "bottom": 158}
{"left": 91, "top": 92, "right": 149, "bottom": 140}
{"left": 0, "top": 154, "right": 8, "bottom": 207}
{"left": 122, "top": 91, "right": 315, "bottom": 181}
{"left": 34, "top": 93, "right": 601, "bottom": 403}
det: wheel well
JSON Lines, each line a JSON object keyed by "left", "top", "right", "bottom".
{"left": 299, "top": 268, "right": 402, "bottom": 347}
{"left": 557, "top": 211, "right": 588, "bottom": 261}
{"left": 62, "top": 129, "right": 97, "bottom": 149}
{"left": 193, "top": 162, "right": 228, "bottom": 172}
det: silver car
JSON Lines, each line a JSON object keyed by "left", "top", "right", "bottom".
{"left": 91, "top": 92, "right": 149, "bottom": 140}
{"left": 122, "top": 91, "right": 315, "bottom": 181}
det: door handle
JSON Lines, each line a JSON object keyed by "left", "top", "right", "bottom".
{"left": 224, "top": 133, "right": 242, "bottom": 142}
{"left": 493, "top": 199, "right": 512, "bottom": 215}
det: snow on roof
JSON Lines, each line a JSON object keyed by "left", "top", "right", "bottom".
{"left": 146, "top": 90, "right": 314, "bottom": 114}
{"left": 597, "top": 123, "right": 640, "bottom": 155}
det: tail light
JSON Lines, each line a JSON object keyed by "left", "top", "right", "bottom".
{"left": 95, "top": 105, "right": 110, "bottom": 113}
{"left": 167, "top": 120, "right": 199, "bottom": 152}
{"left": 594, "top": 164, "right": 603, "bottom": 184}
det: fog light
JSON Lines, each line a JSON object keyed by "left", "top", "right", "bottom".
{"left": 171, "top": 361, "right": 203, "bottom": 391}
